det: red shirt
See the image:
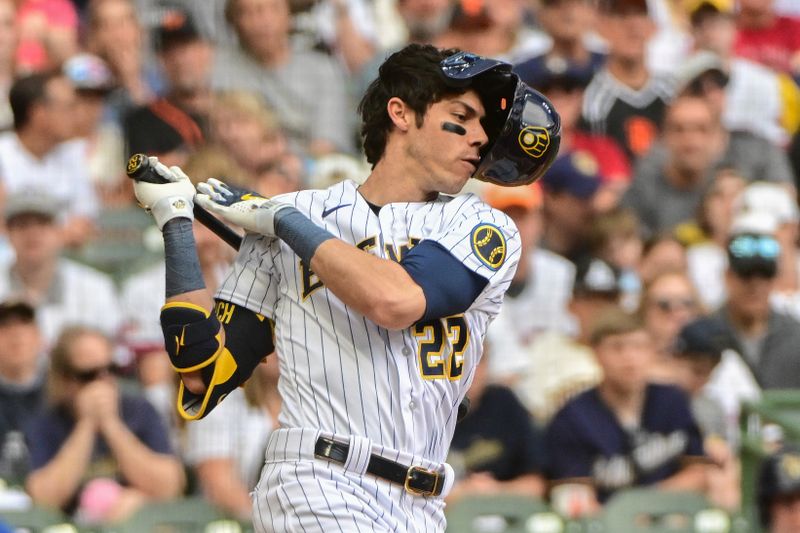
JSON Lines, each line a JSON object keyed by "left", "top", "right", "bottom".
{"left": 571, "top": 131, "right": 632, "bottom": 184}
{"left": 735, "top": 16, "right": 800, "bottom": 74}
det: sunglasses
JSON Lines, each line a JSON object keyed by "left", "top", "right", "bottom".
{"left": 728, "top": 234, "right": 780, "bottom": 261}
{"left": 652, "top": 297, "right": 696, "bottom": 313}
{"left": 66, "top": 363, "right": 119, "bottom": 384}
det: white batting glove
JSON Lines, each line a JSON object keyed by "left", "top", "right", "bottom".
{"left": 133, "top": 157, "right": 196, "bottom": 230}
{"left": 195, "top": 178, "right": 292, "bottom": 237}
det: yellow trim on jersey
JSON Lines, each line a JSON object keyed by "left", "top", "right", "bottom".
{"left": 160, "top": 301, "right": 224, "bottom": 373}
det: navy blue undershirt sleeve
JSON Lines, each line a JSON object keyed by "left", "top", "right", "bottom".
{"left": 400, "top": 240, "right": 489, "bottom": 321}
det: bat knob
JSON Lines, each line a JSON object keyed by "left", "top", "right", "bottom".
{"left": 126, "top": 153, "right": 150, "bottom": 179}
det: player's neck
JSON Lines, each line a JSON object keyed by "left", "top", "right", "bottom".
{"left": 360, "top": 158, "right": 437, "bottom": 205}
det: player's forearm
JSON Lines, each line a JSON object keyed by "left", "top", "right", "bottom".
{"left": 101, "top": 418, "right": 185, "bottom": 499}
{"left": 310, "top": 238, "right": 426, "bottom": 329}
{"left": 26, "top": 420, "right": 96, "bottom": 508}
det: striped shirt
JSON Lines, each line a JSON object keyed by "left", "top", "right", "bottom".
{"left": 216, "top": 179, "right": 521, "bottom": 464}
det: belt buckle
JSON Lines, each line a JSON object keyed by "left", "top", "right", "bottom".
{"left": 404, "top": 465, "right": 438, "bottom": 496}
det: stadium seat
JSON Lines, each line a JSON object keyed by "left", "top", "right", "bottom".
{"left": 0, "top": 505, "right": 74, "bottom": 532}
{"left": 739, "top": 389, "right": 800, "bottom": 530}
{"left": 445, "top": 494, "right": 559, "bottom": 533}
{"left": 103, "top": 497, "right": 240, "bottom": 533}
{"left": 600, "top": 488, "right": 720, "bottom": 533}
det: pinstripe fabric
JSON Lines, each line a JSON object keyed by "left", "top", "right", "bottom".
{"left": 216, "top": 180, "right": 521, "bottom": 529}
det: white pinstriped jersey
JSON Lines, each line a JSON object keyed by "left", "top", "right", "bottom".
{"left": 216, "top": 179, "right": 521, "bottom": 464}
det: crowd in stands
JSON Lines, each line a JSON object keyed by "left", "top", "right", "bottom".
{"left": 1, "top": 0, "right": 800, "bottom": 530}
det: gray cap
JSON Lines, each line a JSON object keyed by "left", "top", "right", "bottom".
{"left": 4, "top": 192, "right": 58, "bottom": 222}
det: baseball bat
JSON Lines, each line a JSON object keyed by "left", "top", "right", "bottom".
{"left": 126, "top": 154, "right": 243, "bottom": 251}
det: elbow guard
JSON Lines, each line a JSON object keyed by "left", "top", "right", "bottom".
{"left": 160, "top": 301, "right": 274, "bottom": 421}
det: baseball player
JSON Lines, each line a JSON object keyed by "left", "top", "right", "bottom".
{"left": 133, "top": 44, "right": 560, "bottom": 532}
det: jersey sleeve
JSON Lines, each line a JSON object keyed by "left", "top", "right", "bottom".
{"left": 215, "top": 233, "right": 282, "bottom": 320}
{"left": 430, "top": 201, "right": 521, "bottom": 311}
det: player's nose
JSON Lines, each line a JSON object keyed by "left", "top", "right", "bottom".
{"left": 469, "top": 122, "right": 489, "bottom": 149}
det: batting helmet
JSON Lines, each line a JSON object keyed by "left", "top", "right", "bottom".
{"left": 440, "top": 51, "right": 561, "bottom": 187}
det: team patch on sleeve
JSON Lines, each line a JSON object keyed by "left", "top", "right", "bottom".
{"left": 470, "top": 223, "right": 506, "bottom": 271}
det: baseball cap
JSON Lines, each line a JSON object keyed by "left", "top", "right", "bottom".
{"left": 573, "top": 257, "right": 622, "bottom": 297}
{"left": 63, "top": 54, "right": 115, "bottom": 95}
{"left": 514, "top": 54, "right": 599, "bottom": 93}
{"left": 482, "top": 183, "right": 542, "bottom": 212}
{"left": 734, "top": 182, "right": 800, "bottom": 226}
{"left": 729, "top": 210, "right": 779, "bottom": 236}
{"left": 125, "top": 102, "right": 203, "bottom": 155}
{"left": 0, "top": 300, "right": 35, "bottom": 327}
{"left": 673, "top": 317, "right": 726, "bottom": 360}
{"left": 727, "top": 232, "right": 781, "bottom": 279}
{"left": 676, "top": 51, "right": 729, "bottom": 95}
{"left": 758, "top": 446, "right": 800, "bottom": 526}
{"left": 155, "top": 7, "right": 201, "bottom": 52}
{"left": 540, "top": 152, "right": 601, "bottom": 199}
{"left": 4, "top": 192, "right": 58, "bottom": 222}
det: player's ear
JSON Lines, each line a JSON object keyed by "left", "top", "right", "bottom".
{"left": 387, "top": 97, "right": 414, "bottom": 132}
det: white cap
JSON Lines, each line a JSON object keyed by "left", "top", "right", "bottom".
{"left": 734, "top": 182, "right": 799, "bottom": 225}
{"left": 730, "top": 210, "right": 779, "bottom": 236}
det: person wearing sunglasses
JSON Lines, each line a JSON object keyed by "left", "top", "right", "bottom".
{"left": 23, "top": 326, "right": 184, "bottom": 525}
{"left": 705, "top": 232, "right": 800, "bottom": 390}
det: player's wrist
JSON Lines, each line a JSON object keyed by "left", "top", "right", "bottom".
{"left": 151, "top": 195, "right": 194, "bottom": 230}
{"left": 273, "top": 207, "right": 335, "bottom": 264}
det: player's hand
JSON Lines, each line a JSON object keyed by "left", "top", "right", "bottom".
{"left": 133, "top": 157, "right": 196, "bottom": 230}
{"left": 195, "top": 178, "right": 292, "bottom": 238}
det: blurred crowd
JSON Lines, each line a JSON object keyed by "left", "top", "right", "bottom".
{"left": 0, "top": 0, "right": 800, "bottom": 530}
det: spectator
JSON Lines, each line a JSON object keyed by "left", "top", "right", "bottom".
{"left": 184, "top": 357, "right": 279, "bottom": 521}
{"left": 0, "top": 192, "right": 121, "bottom": 347}
{"left": 518, "top": 0, "right": 604, "bottom": 74}
{"left": 0, "top": 301, "right": 44, "bottom": 487}
{"left": 481, "top": 183, "right": 575, "bottom": 385}
{"left": 24, "top": 326, "right": 184, "bottom": 524}
{"left": 638, "top": 270, "right": 703, "bottom": 378}
{"left": 213, "top": 0, "right": 354, "bottom": 156}
{"left": 86, "top": 0, "right": 158, "bottom": 114}
{"left": 545, "top": 309, "right": 707, "bottom": 512}
{"left": 624, "top": 94, "right": 792, "bottom": 237}
{"left": 62, "top": 53, "right": 126, "bottom": 206}
{"left": 513, "top": 257, "right": 617, "bottom": 423}
{"left": 580, "top": 0, "right": 673, "bottom": 161}
{"left": 252, "top": 150, "right": 304, "bottom": 197}
{"left": 685, "top": 168, "right": 746, "bottom": 309}
{"left": 540, "top": 152, "right": 601, "bottom": 265}
{"left": 14, "top": 0, "right": 78, "bottom": 73}
{"left": 0, "top": 0, "right": 17, "bottom": 131}
{"left": 447, "top": 347, "right": 547, "bottom": 503}
{"left": 208, "top": 91, "right": 288, "bottom": 180}
{"left": 671, "top": 317, "right": 740, "bottom": 510}
{"left": 638, "top": 233, "right": 688, "bottom": 284}
{"left": 707, "top": 231, "right": 800, "bottom": 389}
{"left": 587, "top": 207, "right": 643, "bottom": 310}
{"left": 516, "top": 54, "right": 631, "bottom": 212}
{"left": 123, "top": 6, "right": 212, "bottom": 166}
{"left": 734, "top": 0, "right": 800, "bottom": 80}
{"left": 436, "top": 0, "right": 539, "bottom": 61}
{"left": 0, "top": 71, "right": 99, "bottom": 246}
{"left": 686, "top": 0, "right": 798, "bottom": 145}
{"left": 758, "top": 446, "right": 800, "bottom": 533}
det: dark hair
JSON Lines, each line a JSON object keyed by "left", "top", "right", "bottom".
{"left": 9, "top": 71, "right": 61, "bottom": 130}
{"left": 358, "top": 44, "right": 465, "bottom": 168}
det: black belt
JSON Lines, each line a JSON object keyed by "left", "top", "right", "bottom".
{"left": 313, "top": 436, "right": 444, "bottom": 497}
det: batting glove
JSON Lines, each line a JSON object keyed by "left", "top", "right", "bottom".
{"left": 133, "top": 157, "right": 196, "bottom": 230}
{"left": 195, "top": 178, "right": 292, "bottom": 237}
